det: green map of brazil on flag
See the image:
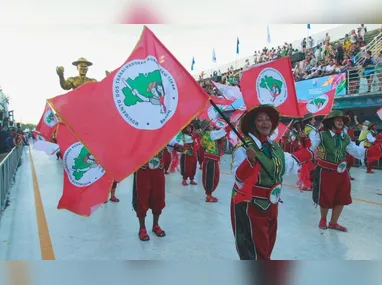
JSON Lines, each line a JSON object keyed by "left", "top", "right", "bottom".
{"left": 48, "top": 26, "right": 209, "bottom": 182}
{"left": 240, "top": 57, "right": 300, "bottom": 117}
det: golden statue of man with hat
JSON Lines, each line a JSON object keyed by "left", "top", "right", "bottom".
{"left": 56, "top": 57, "right": 97, "bottom": 90}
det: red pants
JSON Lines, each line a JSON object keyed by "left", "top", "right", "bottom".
{"left": 163, "top": 148, "right": 171, "bottom": 171}
{"left": 180, "top": 153, "right": 197, "bottom": 180}
{"left": 132, "top": 168, "right": 165, "bottom": 218}
{"left": 197, "top": 147, "right": 205, "bottom": 165}
{"left": 202, "top": 158, "right": 220, "bottom": 195}
{"left": 312, "top": 166, "right": 352, "bottom": 209}
{"left": 230, "top": 200, "right": 278, "bottom": 260}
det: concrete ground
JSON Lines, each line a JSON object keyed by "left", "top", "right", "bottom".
{"left": 0, "top": 146, "right": 382, "bottom": 260}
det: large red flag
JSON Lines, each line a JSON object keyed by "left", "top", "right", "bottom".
{"left": 48, "top": 26, "right": 209, "bottom": 182}
{"left": 35, "top": 103, "right": 58, "bottom": 140}
{"left": 269, "top": 122, "right": 289, "bottom": 143}
{"left": 298, "top": 89, "right": 335, "bottom": 117}
{"left": 56, "top": 123, "right": 114, "bottom": 216}
{"left": 240, "top": 57, "right": 300, "bottom": 117}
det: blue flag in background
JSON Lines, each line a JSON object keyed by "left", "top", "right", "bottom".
{"left": 236, "top": 37, "right": 240, "bottom": 54}
{"left": 191, "top": 56, "right": 195, "bottom": 71}
{"left": 307, "top": 24, "right": 311, "bottom": 29}
{"left": 212, "top": 48, "right": 217, "bottom": 62}
{"left": 266, "top": 25, "right": 271, "bottom": 43}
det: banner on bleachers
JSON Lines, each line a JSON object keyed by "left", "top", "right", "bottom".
{"left": 295, "top": 73, "right": 347, "bottom": 100}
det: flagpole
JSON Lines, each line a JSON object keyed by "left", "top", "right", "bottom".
{"left": 208, "top": 98, "right": 275, "bottom": 182}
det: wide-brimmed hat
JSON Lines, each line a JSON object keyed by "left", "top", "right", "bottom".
{"left": 322, "top": 110, "right": 350, "bottom": 128}
{"left": 181, "top": 124, "right": 194, "bottom": 133}
{"left": 302, "top": 113, "right": 314, "bottom": 122}
{"left": 238, "top": 104, "right": 280, "bottom": 136}
{"left": 72, "top": 57, "right": 93, "bottom": 66}
{"left": 368, "top": 122, "right": 378, "bottom": 130}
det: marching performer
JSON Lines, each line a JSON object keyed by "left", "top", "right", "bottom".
{"left": 231, "top": 105, "right": 315, "bottom": 260}
{"left": 343, "top": 117, "right": 356, "bottom": 180}
{"left": 163, "top": 146, "right": 172, "bottom": 174}
{"left": 364, "top": 122, "right": 381, "bottom": 174}
{"left": 132, "top": 148, "right": 166, "bottom": 241}
{"left": 299, "top": 113, "right": 321, "bottom": 191}
{"left": 355, "top": 117, "right": 370, "bottom": 167}
{"left": 199, "top": 120, "right": 230, "bottom": 202}
{"left": 178, "top": 124, "right": 199, "bottom": 186}
{"left": 310, "top": 111, "right": 382, "bottom": 232}
{"left": 285, "top": 121, "right": 302, "bottom": 153}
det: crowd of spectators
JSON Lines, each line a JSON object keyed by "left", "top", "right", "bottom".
{"left": 0, "top": 119, "right": 28, "bottom": 160}
{"left": 198, "top": 24, "right": 382, "bottom": 95}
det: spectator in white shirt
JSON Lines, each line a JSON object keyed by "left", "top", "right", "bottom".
{"left": 324, "top": 59, "right": 336, "bottom": 75}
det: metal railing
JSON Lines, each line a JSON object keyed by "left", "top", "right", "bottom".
{"left": 346, "top": 64, "right": 382, "bottom": 95}
{"left": 0, "top": 146, "right": 24, "bottom": 217}
{"left": 192, "top": 29, "right": 382, "bottom": 81}
{"left": 355, "top": 32, "right": 382, "bottom": 66}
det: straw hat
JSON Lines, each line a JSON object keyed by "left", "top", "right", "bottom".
{"left": 72, "top": 57, "right": 93, "bottom": 66}
{"left": 322, "top": 110, "right": 350, "bottom": 128}
{"left": 238, "top": 104, "right": 280, "bottom": 136}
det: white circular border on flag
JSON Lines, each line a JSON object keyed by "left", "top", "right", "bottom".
{"left": 43, "top": 109, "right": 57, "bottom": 128}
{"left": 306, "top": 94, "right": 329, "bottom": 114}
{"left": 112, "top": 56, "right": 179, "bottom": 130}
{"left": 256, "top": 68, "right": 288, "bottom": 107}
{"left": 63, "top": 142, "right": 106, "bottom": 188}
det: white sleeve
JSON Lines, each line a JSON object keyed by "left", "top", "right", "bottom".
{"left": 290, "top": 132, "right": 296, "bottom": 141}
{"left": 231, "top": 146, "right": 250, "bottom": 190}
{"left": 210, "top": 129, "right": 227, "bottom": 141}
{"left": 309, "top": 130, "right": 321, "bottom": 152}
{"left": 346, "top": 142, "right": 366, "bottom": 160}
{"left": 367, "top": 132, "right": 376, "bottom": 143}
{"left": 284, "top": 152, "right": 302, "bottom": 176}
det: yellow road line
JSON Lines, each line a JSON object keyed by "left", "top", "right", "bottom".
{"left": 28, "top": 146, "right": 55, "bottom": 260}
{"left": 220, "top": 171, "right": 382, "bottom": 207}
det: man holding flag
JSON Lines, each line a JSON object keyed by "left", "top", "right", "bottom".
{"left": 199, "top": 119, "right": 230, "bottom": 202}
{"left": 132, "top": 148, "right": 167, "bottom": 241}
{"left": 48, "top": 26, "right": 210, "bottom": 201}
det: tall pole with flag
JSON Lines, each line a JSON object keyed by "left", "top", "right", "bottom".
{"left": 307, "top": 24, "right": 311, "bottom": 37}
{"left": 212, "top": 48, "right": 217, "bottom": 63}
{"left": 191, "top": 56, "right": 195, "bottom": 71}
{"left": 266, "top": 24, "right": 271, "bottom": 49}
{"left": 235, "top": 37, "right": 240, "bottom": 70}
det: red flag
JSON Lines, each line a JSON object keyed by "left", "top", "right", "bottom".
{"left": 198, "top": 99, "right": 232, "bottom": 122}
{"left": 35, "top": 103, "right": 58, "bottom": 140}
{"left": 240, "top": 57, "right": 300, "bottom": 117}
{"left": 299, "top": 89, "right": 335, "bottom": 117}
{"left": 230, "top": 109, "right": 245, "bottom": 124}
{"left": 378, "top": 107, "right": 382, "bottom": 120}
{"left": 56, "top": 123, "right": 114, "bottom": 216}
{"left": 269, "top": 122, "right": 288, "bottom": 143}
{"left": 33, "top": 130, "right": 46, "bottom": 141}
{"left": 48, "top": 26, "right": 209, "bottom": 182}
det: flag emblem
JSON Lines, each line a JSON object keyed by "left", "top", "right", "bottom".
{"left": 306, "top": 94, "right": 328, "bottom": 113}
{"left": 207, "top": 105, "right": 222, "bottom": 121}
{"left": 63, "top": 142, "right": 106, "bottom": 187}
{"left": 112, "top": 56, "right": 179, "bottom": 130}
{"left": 43, "top": 109, "right": 57, "bottom": 127}
{"left": 256, "top": 68, "right": 288, "bottom": 106}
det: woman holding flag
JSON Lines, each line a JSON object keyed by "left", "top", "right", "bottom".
{"left": 230, "top": 104, "right": 314, "bottom": 260}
